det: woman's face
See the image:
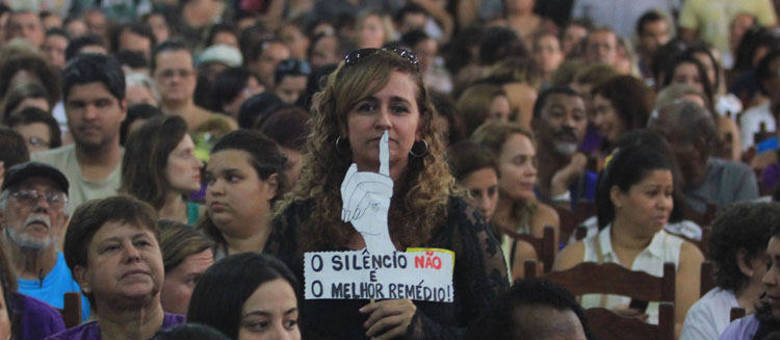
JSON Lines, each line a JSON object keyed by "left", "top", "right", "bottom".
{"left": 238, "top": 278, "right": 300, "bottom": 340}
{"left": 146, "top": 14, "right": 170, "bottom": 43}
{"left": 533, "top": 35, "right": 563, "bottom": 73}
{"left": 692, "top": 52, "right": 717, "bottom": 88}
{"left": 346, "top": 70, "right": 420, "bottom": 179}
{"left": 225, "top": 76, "right": 264, "bottom": 117}
{"left": 763, "top": 236, "right": 780, "bottom": 320}
{"left": 488, "top": 95, "right": 512, "bottom": 122}
{"left": 14, "top": 122, "right": 52, "bottom": 153}
{"left": 461, "top": 167, "right": 499, "bottom": 223}
{"left": 205, "top": 150, "right": 278, "bottom": 237}
{"left": 358, "top": 15, "right": 386, "bottom": 49}
{"left": 497, "top": 133, "right": 537, "bottom": 201}
{"left": 591, "top": 94, "right": 625, "bottom": 143}
{"left": 160, "top": 249, "right": 214, "bottom": 315}
{"left": 562, "top": 25, "right": 587, "bottom": 55}
{"left": 280, "top": 24, "right": 310, "bottom": 60}
{"left": 76, "top": 222, "right": 165, "bottom": 308}
{"left": 611, "top": 169, "right": 673, "bottom": 235}
{"left": 0, "top": 285, "right": 9, "bottom": 340}
{"left": 671, "top": 62, "right": 704, "bottom": 93}
{"left": 166, "top": 134, "right": 203, "bottom": 194}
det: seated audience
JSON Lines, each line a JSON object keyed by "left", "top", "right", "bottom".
{"left": 199, "top": 130, "right": 288, "bottom": 258}
{"left": 273, "top": 58, "right": 311, "bottom": 105}
{"left": 187, "top": 253, "right": 300, "bottom": 340}
{"left": 32, "top": 53, "right": 126, "bottom": 210}
{"left": 470, "top": 122, "right": 559, "bottom": 278}
{"left": 590, "top": 75, "right": 652, "bottom": 156}
{"left": 554, "top": 144, "right": 704, "bottom": 334}
{"left": 681, "top": 202, "right": 780, "bottom": 339}
{"left": 648, "top": 100, "right": 758, "bottom": 214}
{"left": 49, "top": 195, "right": 185, "bottom": 339}
{"left": 125, "top": 73, "right": 160, "bottom": 107}
{"left": 152, "top": 40, "right": 237, "bottom": 133}
{"left": 572, "top": 130, "right": 702, "bottom": 242}
{"left": 456, "top": 83, "right": 512, "bottom": 137}
{"left": 119, "top": 103, "right": 163, "bottom": 146}
{"left": 1, "top": 82, "right": 53, "bottom": 121}
{"left": 531, "top": 87, "right": 595, "bottom": 205}
{"left": 158, "top": 220, "right": 215, "bottom": 315}
{"left": 121, "top": 115, "right": 204, "bottom": 224}
{"left": 211, "top": 67, "right": 263, "bottom": 119}
{"left": 0, "top": 162, "right": 91, "bottom": 320}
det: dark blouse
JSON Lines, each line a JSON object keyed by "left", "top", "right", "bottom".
{"left": 266, "top": 196, "right": 509, "bottom": 339}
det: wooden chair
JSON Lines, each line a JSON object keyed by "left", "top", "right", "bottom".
{"left": 543, "top": 262, "right": 676, "bottom": 340}
{"left": 730, "top": 307, "right": 746, "bottom": 322}
{"left": 57, "top": 292, "right": 82, "bottom": 328}
{"left": 552, "top": 202, "right": 596, "bottom": 244}
{"left": 667, "top": 225, "right": 711, "bottom": 258}
{"left": 503, "top": 226, "right": 556, "bottom": 273}
{"left": 700, "top": 261, "right": 714, "bottom": 298}
{"left": 684, "top": 204, "right": 718, "bottom": 231}
{"left": 584, "top": 303, "right": 675, "bottom": 340}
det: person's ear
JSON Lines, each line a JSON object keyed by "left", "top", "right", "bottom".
{"left": 72, "top": 265, "right": 91, "bottom": 294}
{"left": 610, "top": 185, "right": 623, "bottom": 210}
{"left": 265, "top": 173, "right": 278, "bottom": 200}
{"left": 736, "top": 249, "right": 756, "bottom": 278}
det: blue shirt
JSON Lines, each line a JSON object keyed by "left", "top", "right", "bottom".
{"left": 18, "top": 252, "right": 91, "bottom": 321}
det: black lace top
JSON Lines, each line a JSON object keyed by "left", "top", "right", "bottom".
{"left": 265, "top": 196, "right": 509, "bottom": 339}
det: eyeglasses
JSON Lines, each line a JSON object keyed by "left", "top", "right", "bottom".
{"left": 10, "top": 189, "right": 67, "bottom": 209}
{"left": 344, "top": 48, "right": 419, "bottom": 72}
{"left": 157, "top": 69, "right": 194, "bottom": 79}
{"left": 27, "top": 136, "right": 50, "bottom": 148}
{"left": 276, "top": 59, "right": 312, "bottom": 76}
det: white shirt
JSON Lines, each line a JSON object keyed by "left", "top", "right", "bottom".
{"left": 680, "top": 288, "right": 740, "bottom": 340}
{"left": 581, "top": 226, "right": 684, "bottom": 324}
{"left": 568, "top": 216, "right": 702, "bottom": 244}
{"left": 740, "top": 101, "right": 775, "bottom": 151}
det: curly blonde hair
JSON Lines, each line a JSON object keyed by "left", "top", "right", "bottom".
{"left": 276, "top": 49, "right": 456, "bottom": 251}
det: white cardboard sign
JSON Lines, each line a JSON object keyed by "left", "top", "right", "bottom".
{"left": 303, "top": 131, "right": 455, "bottom": 303}
{"left": 304, "top": 249, "right": 455, "bottom": 302}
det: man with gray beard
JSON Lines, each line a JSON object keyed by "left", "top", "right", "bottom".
{"left": 0, "top": 162, "right": 91, "bottom": 320}
{"left": 532, "top": 87, "right": 597, "bottom": 206}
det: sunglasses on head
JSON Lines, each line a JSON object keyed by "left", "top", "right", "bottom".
{"left": 343, "top": 48, "right": 419, "bottom": 72}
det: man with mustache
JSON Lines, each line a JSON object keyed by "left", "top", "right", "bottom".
{"left": 32, "top": 53, "right": 126, "bottom": 210}
{"left": 0, "top": 162, "right": 90, "bottom": 320}
{"left": 532, "top": 87, "right": 595, "bottom": 205}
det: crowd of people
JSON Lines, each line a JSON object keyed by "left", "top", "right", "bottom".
{"left": 0, "top": 0, "right": 779, "bottom": 339}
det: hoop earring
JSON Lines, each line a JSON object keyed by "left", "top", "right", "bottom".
{"left": 409, "top": 139, "right": 429, "bottom": 157}
{"left": 335, "top": 136, "right": 351, "bottom": 155}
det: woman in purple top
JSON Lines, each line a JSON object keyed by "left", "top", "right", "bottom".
{"left": 46, "top": 196, "right": 185, "bottom": 340}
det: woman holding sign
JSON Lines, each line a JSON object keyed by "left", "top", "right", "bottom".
{"left": 267, "top": 47, "right": 509, "bottom": 339}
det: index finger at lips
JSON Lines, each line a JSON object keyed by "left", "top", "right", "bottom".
{"left": 379, "top": 130, "right": 390, "bottom": 177}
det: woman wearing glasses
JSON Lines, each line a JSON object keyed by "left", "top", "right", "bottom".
{"left": 267, "top": 48, "right": 508, "bottom": 338}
